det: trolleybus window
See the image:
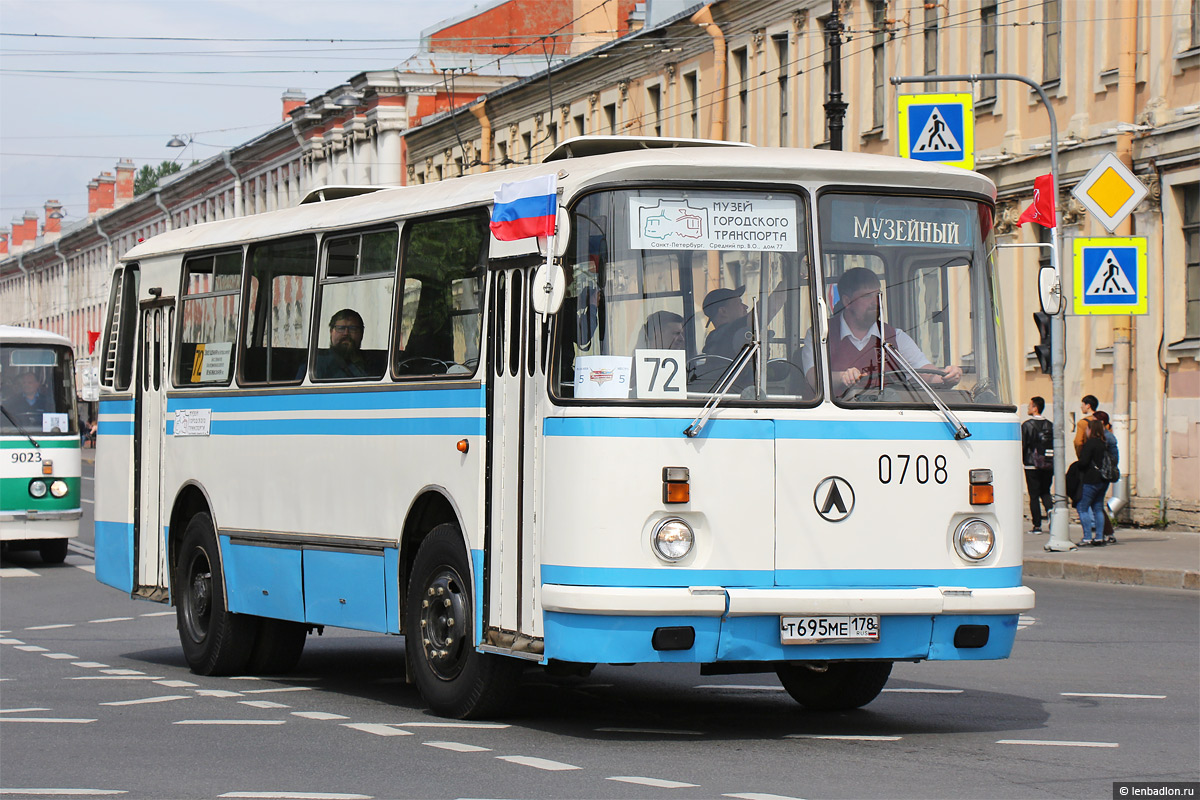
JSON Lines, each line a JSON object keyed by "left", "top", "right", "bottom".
{"left": 554, "top": 188, "right": 817, "bottom": 403}
{"left": 241, "top": 236, "right": 316, "bottom": 385}
{"left": 812, "top": 193, "right": 1011, "bottom": 407}
{"left": 177, "top": 250, "right": 242, "bottom": 385}
{"left": 1, "top": 343, "right": 77, "bottom": 434}
{"left": 393, "top": 211, "right": 487, "bottom": 378}
{"left": 312, "top": 227, "right": 397, "bottom": 381}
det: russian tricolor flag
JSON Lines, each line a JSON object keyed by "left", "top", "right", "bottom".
{"left": 489, "top": 174, "right": 557, "bottom": 241}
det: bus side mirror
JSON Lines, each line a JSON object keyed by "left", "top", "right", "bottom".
{"left": 531, "top": 262, "right": 566, "bottom": 316}
{"left": 1038, "top": 265, "right": 1061, "bottom": 315}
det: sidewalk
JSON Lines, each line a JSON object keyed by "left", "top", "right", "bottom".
{"left": 1023, "top": 523, "right": 1200, "bottom": 591}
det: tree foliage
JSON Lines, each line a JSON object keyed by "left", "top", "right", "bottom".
{"left": 134, "top": 161, "right": 184, "bottom": 196}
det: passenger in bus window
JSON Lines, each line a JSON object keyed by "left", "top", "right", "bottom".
{"left": 801, "top": 268, "right": 962, "bottom": 396}
{"left": 637, "top": 310, "right": 686, "bottom": 351}
{"left": 5, "top": 371, "right": 54, "bottom": 423}
{"left": 700, "top": 286, "right": 750, "bottom": 360}
{"left": 315, "top": 309, "right": 368, "bottom": 379}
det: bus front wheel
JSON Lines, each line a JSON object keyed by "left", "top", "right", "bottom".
{"left": 776, "top": 661, "right": 893, "bottom": 711}
{"left": 175, "top": 513, "right": 256, "bottom": 675}
{"left": 405, "top": 524, "right": 520, "bottom": 719}
{"left": 39, "top": 539, "right": 68, "bottom": 564}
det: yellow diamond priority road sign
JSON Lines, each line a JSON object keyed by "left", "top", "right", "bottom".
{"left": 1070, "top": 152, "right": 1148, "bottom": 233}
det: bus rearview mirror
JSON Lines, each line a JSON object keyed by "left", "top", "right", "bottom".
{"left": 1038, "top": 265, "right": 1061, "bottom": 315}
{"left": 531, "top": 262, "right": 566, "bottom": 316}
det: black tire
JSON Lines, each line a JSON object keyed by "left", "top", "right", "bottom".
{"left": 39, "top": 539, "right": 69, "bottom": 564}
{"left": 246, "top": 619, "right": 308, "bottom": 675}
{"left": 406, "top": 524, "right": 521, "bottom": 719}
{"left": 776, "top": 661, "right": 893, "bottom": 711}
{"left": 174, "top": 513, "right": 257, "bottom": 676}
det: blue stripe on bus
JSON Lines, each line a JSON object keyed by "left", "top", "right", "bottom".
{"left": 167, "top": 387, "right": 485, "bottom": 414}
{"left": 165, "top": 416, "right": 484, "bottom": 437}
{"left": 94, "top": 520, "right": 134, "bottom": 594}
{"left": 99, "top": 400, "right": 135, "bottom": 415}
{"left": 542, "top": 564, "right": 1022, "bottom": 589}
{"left": 545, "top": 417, "right": 1018, "bottom": 441}
{"left": 97, "top": 421, "right": 134, "bottom": 436}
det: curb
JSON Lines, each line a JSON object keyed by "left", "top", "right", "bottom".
{"left": 1024, "top": 557, "right": 1200, "bottom": 591}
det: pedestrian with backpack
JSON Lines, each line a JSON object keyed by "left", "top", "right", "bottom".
{"left": 1021, "top": 396, "right": 1054, "bottom": 534}
{"left": 1076, "top": 418, "right": 1112, "bottom": 546}
{"left": 1093, "top": 410, "right": 1120, "bottom": 543}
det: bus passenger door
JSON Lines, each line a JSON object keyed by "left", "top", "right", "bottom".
{"left": 484, "top": 267, "right": 544, "bottom": 655}
{"left": 133, "top": 302, "right": 172, "bottom": 601}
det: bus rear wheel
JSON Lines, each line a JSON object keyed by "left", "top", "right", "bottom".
{"left": 175, "top": 513, "right": 256, "bottom": 676}
{"left": 405, "top": 524, "right": 520, "bottom": 719}
{"left": 39, "top": 539, "right": 68, "bottom": 564}
{"left": 247, "top": 619, "right": 308, "bottom": 675}
{"left": 776, "top": 661, "right": 893, "bottom": 711}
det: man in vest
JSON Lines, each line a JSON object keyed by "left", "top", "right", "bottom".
{"left": 802, "top": 268, "right": 962, "bottom": 396}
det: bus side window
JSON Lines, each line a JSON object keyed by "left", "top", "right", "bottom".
{"left": 394, "top": 211, "right": 488, "bottom": 377}
{"left": 176, "top": 251, "right": 241, "bottom": 386}
{"left": 241, "top": 236, "right": 316, "bottom": 385}
{"left": 312, "top": 227, "right": 397, "bottom": 382}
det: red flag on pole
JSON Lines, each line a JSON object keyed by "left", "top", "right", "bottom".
{"left": 87, "top": 330, "right": 101, "bottom": 353}
{"left": 1017, "top": 174, "right": 1056, "bottom": 228}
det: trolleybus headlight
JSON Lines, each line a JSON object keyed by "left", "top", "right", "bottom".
{"left": 50, "top": 480, "right": 69, "bottom": 498}
{"left": 651, "top": 517, "right": 695, "bottom": 562}
{"left": 953, "top": 518, "right": 995, "bottom": 561}
{"left": 29, "top": 479, "right": 48, "bottom": 499}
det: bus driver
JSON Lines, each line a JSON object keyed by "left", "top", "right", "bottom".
{"left": 316, "top": 308, "right": 368, "bottom": 379}
{"left": 802, "top": 268, "right": 962, "bottom": 396}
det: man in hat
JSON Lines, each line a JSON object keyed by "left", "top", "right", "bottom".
{"left": 701, "top": 285, "right": 751, "bottom": 362}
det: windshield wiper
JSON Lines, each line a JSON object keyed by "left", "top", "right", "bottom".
{"left": 685, "top": 303, "right": 760, "bottom": 438}
{"left": 1, "top": 405, "right": 41, "bottom": 448}
{"left": 881, "top": 341, "right": 971, "bottom": 440}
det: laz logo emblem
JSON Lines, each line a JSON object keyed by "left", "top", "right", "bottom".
{"left": 814, "top": 476, "right": 855, "bottom": 523}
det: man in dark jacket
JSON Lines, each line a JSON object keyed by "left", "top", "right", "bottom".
{"left": 1021, "top": 396, "right": 1054, "bottom": 534}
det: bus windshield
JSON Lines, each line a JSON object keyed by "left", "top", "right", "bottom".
{"left": 815, "top": 193, "right": 1012, "bottom": 408}
{"left": 1, "top": 344, "right": 78, "bottom": 434}
{"left": 553, "top": 188, "right": 818, "bottom": 403}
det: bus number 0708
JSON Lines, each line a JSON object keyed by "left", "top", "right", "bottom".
{"left": 878, "top": 454, "right": 947, "bottom": 485}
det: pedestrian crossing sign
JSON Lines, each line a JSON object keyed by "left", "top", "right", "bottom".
{"left": 898, "top": 93, "right": 974, "bottom": 170}
{"left": 1073, "top": 237, "right": 1148, "bottom": 315}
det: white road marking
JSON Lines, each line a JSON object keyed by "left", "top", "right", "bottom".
{"left": 101, "top": 695, "right": 190, "bottom": 707}
{"left": 229, "top": 676, "right": 263, "bottom": 681}
{"left": 140, "top": 611, "right": 175, "bottom": 618}
{"left": 1017, "top": 614, "right": 1036, "bottom": 630}
{"left": 175, "top": 720, "right": 286, "bottom": 726}
{"left": 0, "top": 718, "right": 97, "bottom": 724}
{"left": 423, "top": 741, "right": 491, "bottom": 753}
{"left": 25, "top": 624, "right": 73, "bottom": 631}
{"left": 0, "top": 790, "right": 126, "bottom": 796}
{"left": 0, "top": 708, "right": 50, "bottom": 714}
{"left": 88, "top": 617, "right": 133, "bottom": 624}
{"left": 0, "top": 638, "right": 25, "bottom": 645}
{"left": 194, "top": 689, "right": 243, "bottom": 698}
{"left": 154, "top": 680, "right": 198, "bottom": 688}
{"left": 243, "top": 686, "right": 313, "bottom": 695}
{"left": 100, "top": 669, "right": 144, "bottom": 676}
{"left": 15, "top": 645, "right": 48, "bottom": 652}
{"left": 218, "top": 793, "right": 371, "bottom": 799}
{"left": 81, "top": 499, "right": 94, "bottom": 505}
{"left": 785, "top": 734, "right": 902, "bottom": 741}
{"left": 608, "top": 776, "right": 700, "bottom": 789}
{"left": 0, "top": 568, "right": 38, "bottom": 578}
{"left": 70, "top": 676, "right": 162, "bottom": 681}
{"left": 724, "top": 794, "right": 807, "bottom": 800}
{"left": 71, "top": 662, "right": 108, "bottom": 668}
{"left": 596, "top": 727, "right": 704, "bottom": 736}
{"left": 495, "top": 755, "right": 580, "bottom": 771}
{"left": 398, "top": 721, "right": 509, "bottom": 729}
{"left": 41, "top": 654, "right": 79, "bottom": 660}
{"left": 291, "top": 711, "right": 348, "bottom": 721}
{"left": 996, "top": 739, "right": 1119, "bottom": 748}
{"left": 1061, "top": 692, "right": 1166, "bottom": 699}
{"left": 239, "top": 700, "right": 290, "bottom": 709}
{"left": 341, "top": 723, "right": 413, "bottom": 737}
{"left": 695, "top": 684, "right": 784, "bottom": 692}
{"left": 75, "top": 565, "right": 96, "bottom": 575}
{"left": 882, "top": 688, "right": 963, "bottom": 694}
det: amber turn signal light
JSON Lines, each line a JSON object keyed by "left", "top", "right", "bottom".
{"left": 969, "top": 484, "right": 994, "bottom": 505}
{"left": 662, "top": 466, "right": 690, "bottom": 504}
{"left": 456, "top": 439, "right": 469, "bottom": 454}
{"left": 42, "top": 459, "right": 54, "bottom": 475}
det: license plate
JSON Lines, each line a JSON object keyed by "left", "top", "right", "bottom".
{"left": 780, "top": 615, "right": 880, "bottom": 644}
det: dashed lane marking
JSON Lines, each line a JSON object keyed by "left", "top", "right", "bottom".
{"left": 423, "top": 741, "right": 491, "bottom": 753}
{"left": 695, "top": 684, "right": 785, "bottom": 691}
{"left": 1061, "top": 692, "right": 1166, "bottom": 699}
{"left": 0, "top": 718, "right": 97, "bottom": 724}
{"left": 243, "top": 686, "right": 313, "bottom": 695}
{"left": 100, "top": 669, "right": 145, "bottom": 676}
{"left": 195, "top": 689, "right": 243, "bottom": 698}
{"left": 75, "top": 566, "right": 95, "bottom": 575}
{"left": 0, "top": 568, "right": 38, "bottom": 578}
{"left": 596, "top": 727, "right": 704, "bottom": 736}
{"left": 0, "top": 790, "right": 126, "bottom": 796}
{"left": 239, "top": 700, "right": 290, "bottom": 709}
{"left": 175, "top": 720, "right": 286, "bottom": 726}
{"left": 882, "top": 688, "right": 963, "bottom": 694}
{"left": 100, "top": 695, "right": 191, "bottom": 707}
{"left": 70, "top": 676, "right": 163, "bottom": 681}
{"left": 341, "top": 723, "right": 413, "bottom": 737}
{"left": 71, "top": 662, "right": 108, "bottom": 668}
{"left": 25, "top": 624, "right": 73, "bottom": 631}
{"left": 495, "top": 755, "right": 580, "bottom": 771}
{"left": 398, "top": 721, "right": 509, "bottom": 729}
{"left": 41, "top": 653, "right": 79, "bottom": 660}
{"left": 15, "top": 645, "right": 48, "bottom": 652}
{"left": 608, "top": 776, "right": 700, "bottom": 789}
{"left": 0, "top": 638, "right": 25, "bottom": 645}
{"left": 724, "top": 794, "right": 807, "bottom": 800}
{"left": 218, "top": 793, "right": 371, "bottom": 799}
{"left": 88, "top": 617, "right": 133, "bottom": 624}
{"left": 291, "top": 712, "right": 348, "bottom": 721}
{"left": 140, "top": 611, "right": 174, "bottom": 618}
{"left": 996, "top": 739, "right": 1119, "bottom": 748}
{"left": 154, "top": 680, "right": 198, "bottom": 688}
{"left": 0, "top": 708, "right": 50, "bottom": 714}
{"left": 785, "top": 734, "right": 902, "bottom": 742}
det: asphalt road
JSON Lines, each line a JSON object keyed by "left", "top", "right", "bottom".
{"left": 1, "top": 461, "right": 1197, "bottom": 799}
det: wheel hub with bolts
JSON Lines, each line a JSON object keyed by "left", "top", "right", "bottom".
{"left": 419, "top": 568, "right": 469, "bottom": 680}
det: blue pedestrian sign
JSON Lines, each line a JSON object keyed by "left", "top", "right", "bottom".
{"left": 898, "top": 93, "right": 974, "bottom": 170}
{"left": 1073, "top": 237, "right": 1148, "bottom": 315}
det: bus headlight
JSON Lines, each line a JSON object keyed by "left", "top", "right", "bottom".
{"left": 651, "top": 517, "right": 694, "bottom": 562}
{"left": 953, "top": 518, "right": 995, "bottom": 561}
{"left": 29, "top": 479, "right": 48, "bottom": 498}
{"left": 50, "top": 480, "right": 69, "bottom": 498}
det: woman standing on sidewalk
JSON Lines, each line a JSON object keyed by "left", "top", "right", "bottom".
{"left": 1076, "top": 418, "right": 1110, "bottom": 546}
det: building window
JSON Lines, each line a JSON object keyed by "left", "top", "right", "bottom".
{"left": 574, "top": 114, "right": 586, "bottom": 138}
{"left": 1185, "top": 183, "right": 1200, "bottom": 338}
{"left": 980, "top": 1, "right": 998, "bottom": 101}
{"left": 522, "top": 132, "right": 533, "bottom": 162}
{"left": 604, "top": 102, "right": 617, "bottom": 135}
{"left": 1043, "top": 0, "right": 1061, "bottom": 84}
{"left": 872, "top": 1, "right": 887, "bottom": 128}
{"left": 775, "top": 34, "right": 789, "bottom": 147}
{"left": 733, "top": 47, "right": 749, "bottom": 143}
{"left": 923, "top": 3, "right": 939, "bottom": 92}
{"left": 684, "top": 72, "right": 700, "bottom": 138}
{"left": 647, "top": 85, "right": 662, "bottom": 137}
{"left": 1192, "top": 0, "right": 1199, "bottom": 49}
{"left": 496, "top": 140, "right": 508, "bottom": 167}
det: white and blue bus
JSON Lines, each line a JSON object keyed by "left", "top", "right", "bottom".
{"left": 2, "top": 324, "right": 82, "bottom": 563}
{"left": 95, "top": 138, "right": 1033, "bottom": 718}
